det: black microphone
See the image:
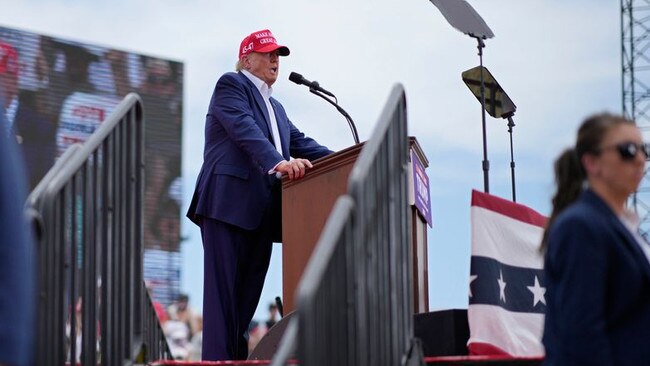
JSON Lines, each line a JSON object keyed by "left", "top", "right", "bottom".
{"left": 289, "top": 72, "right": 335, "bottom": 98}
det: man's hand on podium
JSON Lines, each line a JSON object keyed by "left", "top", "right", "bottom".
{"left": 275, "top": 158, "right": 313, "bottom": 180}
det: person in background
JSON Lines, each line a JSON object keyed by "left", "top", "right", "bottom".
{"left": 188, "top": 315, "right": 203, "bottom": 361}
{"left": 542, "top": 113, "right": 650, "bottom": 365}
{"left": 187, "top": 29, "right": 332, "bottom": 360}
{"left": 246, "top": 320, "right": 265, "bottom": 355}
{"left": 0, "top": 41, "right": 19, "bottom": 134}
{"left": 6, "top": 36, "right": 59, "bottom": 190}
{"left": 164, "top": 318, "right": 191, "bottom": 360}
{"left": 167, "top": 293, "right": 199, "bottom": 337}
{"left": 138, "top": 57, "right": 182, "bottom": 252}
{"left": 265, "top": 302, "right": 278, "bottom": 330}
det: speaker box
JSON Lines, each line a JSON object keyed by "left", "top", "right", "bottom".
{"left": 248, "top": 311, "right": 296, "bottom": 360}
{"left": 414, "top": 309, "right": 469, "bottom": 357}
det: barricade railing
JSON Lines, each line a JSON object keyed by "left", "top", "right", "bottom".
{"left": 273, "top": 84, "right": 422, "bottom": 366}
{"left": 26, "top": 93, "right": 171, "bottom": 365}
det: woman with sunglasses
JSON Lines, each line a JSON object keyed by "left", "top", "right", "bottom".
{"left": 541, "top": 113, "right": 650, "bottom": 365}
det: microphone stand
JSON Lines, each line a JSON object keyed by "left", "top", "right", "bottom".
{"left": 503, "top": 112, "right": 517, "bottom": 202}
{"left": 308, "top": 84, "right": 360, "bottom": 145}
{"left": 471, "top": 34, "right": 490, "bottom": 194}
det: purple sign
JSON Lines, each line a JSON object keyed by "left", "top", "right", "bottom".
{"left": 411, "top": 149, "right": 432, "bottom": 227}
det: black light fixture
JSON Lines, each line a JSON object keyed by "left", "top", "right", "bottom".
{"left": 462, "top": 66, "right": 518, "bottom": 202}
{"left": 428, "top": 0, "right": 495, "bottom": 194}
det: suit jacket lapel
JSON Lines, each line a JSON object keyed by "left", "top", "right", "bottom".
{"left": 270, "top": 98, "right": 290, "bottom": 159}
{"left": 611, "top": 215, "right": 650, "bottom": 280}
{"left": 238, "top": 72, "right": 273, "bottom": 138}
{"left": 585, "top": 190, "right": 650, "bottom": 281}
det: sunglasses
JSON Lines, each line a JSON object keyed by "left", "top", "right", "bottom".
{"left": 599, "top": 142, "right": 650, "bottom": 161}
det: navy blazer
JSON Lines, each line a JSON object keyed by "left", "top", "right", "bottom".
{"left": 543, "top": 189, "right": 650, "bottom": 366}
{"left": 0, "top": 108, "right": 36, "bottom": 366}
{"left": 187, "top": 71, "right": 332, "bottom": 231}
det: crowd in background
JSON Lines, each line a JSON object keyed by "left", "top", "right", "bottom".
{"left": 152, "top": 294, "right": 279, "bottom": 360}
{"left": 0, "top": 26, "right": 183, "bottom": 252}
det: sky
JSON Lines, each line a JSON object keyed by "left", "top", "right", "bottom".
{"left": 0, "top": 0, "right": 623, "bottom": 322}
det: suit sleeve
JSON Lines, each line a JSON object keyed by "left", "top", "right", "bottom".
{"left": 546, "top": 216, "right": 614, "bottom": 365}
{"left": 211, "top": 73, "right": 284, "bottom": 172}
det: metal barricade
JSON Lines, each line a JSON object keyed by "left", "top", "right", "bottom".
{"left": 26, "top": 93, "right": 171, "bottom": 365}
{"left": 274, "top": 84, "right": 422, "bottom": 366}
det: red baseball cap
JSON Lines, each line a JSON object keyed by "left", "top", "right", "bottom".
{"left": 239, "top": 29, "right": 290, "bottom": 59}
{"left": 0, "top": 42, "right": 19, "bottom": 75}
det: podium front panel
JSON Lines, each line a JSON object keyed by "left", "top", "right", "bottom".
{"left": 281, "top": 144, "right": 362, "bottom": 313}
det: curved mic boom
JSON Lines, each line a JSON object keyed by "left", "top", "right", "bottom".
{"left": 288, "top": 71, "right": 360, "bottom": 145}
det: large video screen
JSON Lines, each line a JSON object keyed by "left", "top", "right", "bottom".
{"left": 0, "top": 26, "right": 183, "bottom": 302}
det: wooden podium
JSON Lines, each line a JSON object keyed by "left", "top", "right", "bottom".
{"left": 281, "top": 138, "right": 430, "bottom": 314}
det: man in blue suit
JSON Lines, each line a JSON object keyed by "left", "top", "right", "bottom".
{"left": 187, "top": 29, "right": 333, "bottom": 360}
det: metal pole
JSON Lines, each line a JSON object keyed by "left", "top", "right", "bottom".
{"left": 507, "top": 116, "right": 516, "bottom": 202}
{"left": 475, "top": 37, "right": 490, "bottom": 193}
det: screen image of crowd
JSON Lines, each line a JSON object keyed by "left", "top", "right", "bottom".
{"left": 0, "top": 25, "right": 184, "bottom": 305}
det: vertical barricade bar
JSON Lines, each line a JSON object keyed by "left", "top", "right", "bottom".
{"left": 111, "top": 129, "right": 119, "bottom": 364}
{"left": 101, "top": 134, "right": 113, "bottom": 365}
{"left": 116, "top": 119, "right": 125, "bottom": 361}
{"left": 118, "top": 123, "right": 127, "bottom": 362}
{"left": 49, "top": 195, "right": 59, "bottom": 366}
{"left": 126, "top": 117, "right": 134, "bottom": 360}
{"left": 115, "top": 121, "right": 126, "bottom": 361}
{"left": 123, "top": 113, "right": 134, "bottom": 360}
{"left": 93, "top": 148, "right": 103, "bottom": 365}
{"left": 56, "top": 192, "right": 67, "bottom": 365}
{"left": 110, "top": 126, "right": 119, "bottom": 364}
{"left": 82, "top": 160, "right": 98, "bottom": 366}
{"left": 55, "top": 194, "right": 66, "bottom": 366}
{"left": 133, "top": 104, "right": 145, "bottom": 353}
{"left": 69, "top": 178, "right": 78, "bottom": 365}
{"left": 41, "top": 198, "right": 55, "bottom": 365}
